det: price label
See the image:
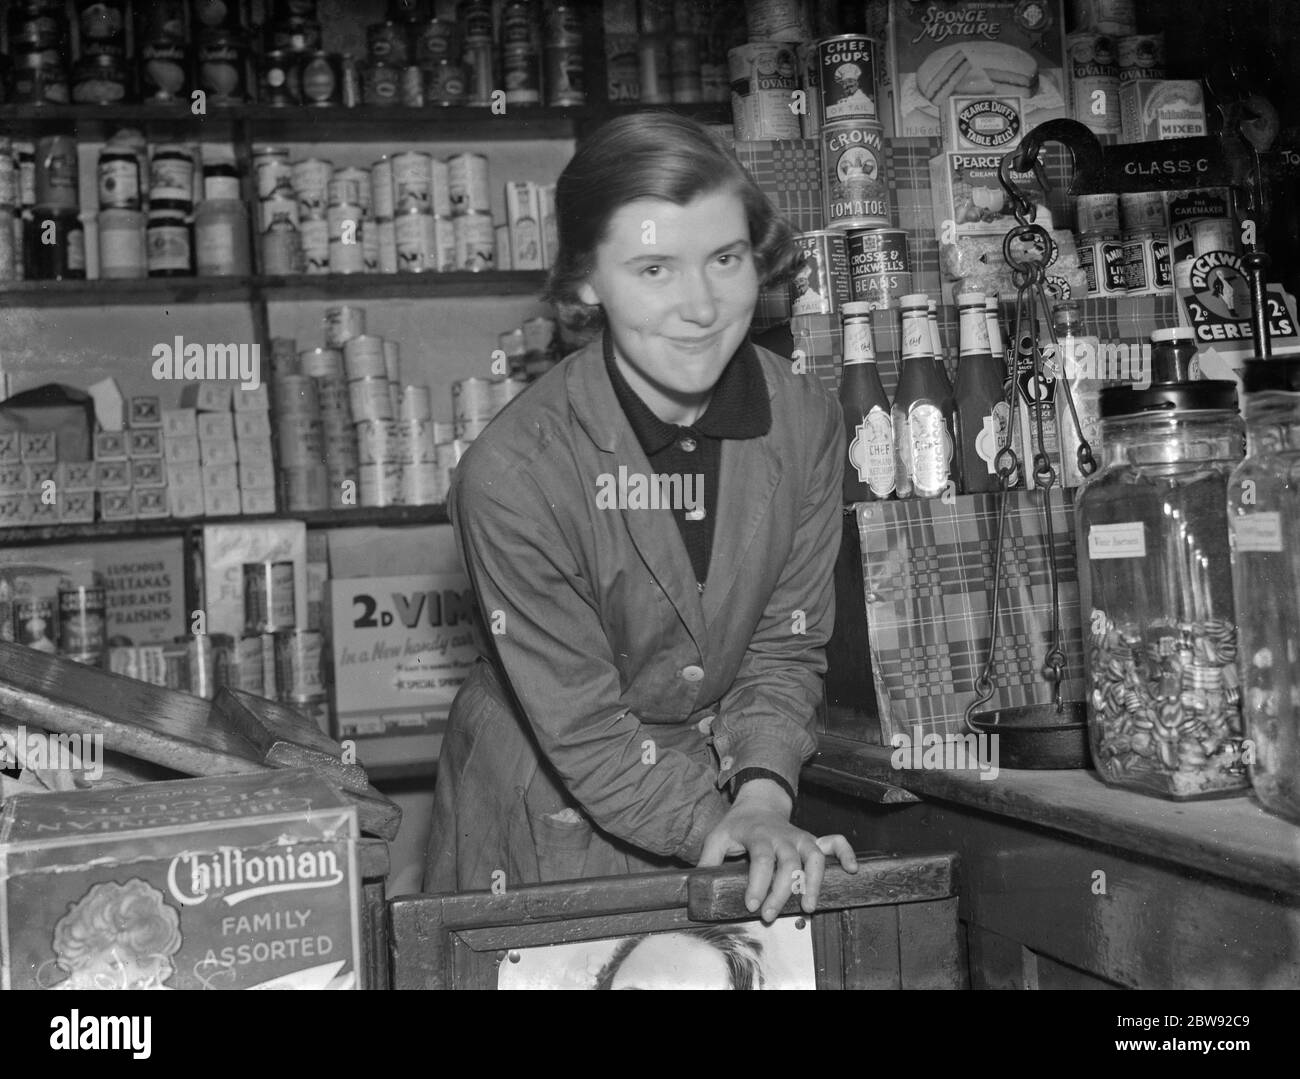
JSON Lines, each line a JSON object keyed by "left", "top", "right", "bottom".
{"left": 1088, "top": 522, "right": 1146, "bottom": 559}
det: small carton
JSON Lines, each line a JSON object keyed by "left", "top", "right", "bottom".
{"left": 233, "top": 411, "right": 272, "bottom": 441}
{"left": 127, "top": 429, "right": 163, "bottom": 459}
{"left": 169, "top": 485, "right": 206, "bottom": 519}
{"left": 23, "top": 463, "right": 58, "bottom": 490}
{"left": 197, "top": 412, "right": 235, "bottom": 443}
{"left": 203, "top": 487, "right": 243, "bottom": 518}
{"left": 238, "top": 460, "right": 277, "bottom": 491}
{"left": 94, "top": 460, "right": 132, "bottom": 491}
{"left": 87, "top": 376, "right": 126, "bottom": 432}
{"left": 240, "top": 488, "right": 278, "bottom": 516}
{"left": 0, "top": 771, "right": 363, "bottom": 990}
{"left": 1119, "top": 79, "right": 1207, "bottom": 142}
{"left": 0, "top": 464, "right": 25, "bottom": 494}
{"left": 26, "top": 494, "right": 58, "bottom": 525}
{"left": 179, "top": 382, "right": 233, "bottom": 412}
{"left": 129, "top": 396, "right": 162, "bottom": 428}
{"left": 59, "top": 461, "right": 97, "bottom": 492}
{"left": 130, "top": 458, "right": 167, "bottom": 488}
{"left": 99, "top": 489, "right": 135, "bottom": 520}
{"left": 19, "top": 431, "right": 57, "bottom": 463}
{"left": 0, "top": 431, "right": 19, "bottom": 464}
{"left": 58, "top": 489, "right": 96, "bottom": 523}
{"left": 165, "top": 462, "right": 203, "bottom": 490}
{"left": 232, "top": 384, "right": 270, "bottom": 412}
{"left": 930, "top": 150, "right": 1054, "bottom": 236}
{"left": 9, "top": 495, "right": 35, "bottom": 525}
{"left": 0, "top": 494, "right": 24, "bottom": 525}
{"left": 163, "top": 437, "right": 201, "bottom": 463}
{"left": 93, "top": 431, "right": 128, "bottom": 461}
{"left": 161, "top": 408, "right": 198, "bottom": 438}
{"left": 941, "top": 93, "right": 1026, "bottom": 153}
{"left": 505, "top": 181, "right": 544, "bottom": 271}
{"left": 201, "top": 463, "right": 240, "bottom": 492}
{"left": 132, "top": 487, "right": 170, "bottom": 519}
{"left": 200, "top": 438, "right": 240, "bottom": 466}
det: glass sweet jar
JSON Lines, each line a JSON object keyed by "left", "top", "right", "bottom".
{"left": 1227, "top": 357, "right": 1300, "bottom": 823}
{"left": 1075, "top": 379, "right": 1249, "bottom": 799}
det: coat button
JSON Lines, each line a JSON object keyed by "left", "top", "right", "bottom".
{"left": 720, "top": 756, "right": 734, "bottom": 771}
{"left": 680, "top": 664, "right": 704, "bottom": 682}
{"left": 680, "top": 437, "right": 697, "bottom": 452}
{"left": 695, "top": 712, "right": 715, "bottom": 734}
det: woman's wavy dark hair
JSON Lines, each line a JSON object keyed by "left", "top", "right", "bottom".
{"left": 591, "top": 924, "right": 766, "bottom": 990}
{"left": 543, "top": 111, "right": 801, "bottom": 335}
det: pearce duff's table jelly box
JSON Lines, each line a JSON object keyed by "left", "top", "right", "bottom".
{"left": 0, "top": 770, "right": 363, "bottom": 991}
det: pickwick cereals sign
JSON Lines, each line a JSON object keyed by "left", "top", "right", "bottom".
{"left": 0, "top": 771, "right": 363, "bottom": 990}
{"left": 889, "top": 0, "right": 1068, "bottom": 137}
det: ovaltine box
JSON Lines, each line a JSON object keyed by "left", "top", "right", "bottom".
{"left": 130, "top": 458, "right": 167, "bottom": 488}
{"left": 1119, "top": 79, "right": 1207, "bottom": 142}
{"left": 179, "top": 382, "right": 233, "bottom": 412}
{"left": 325, "top": 573, "right": 483, "bottom": 748}
{"left": 889, "top": 0, "right": 1066, "bottom": 138}
{"left": 0, "top": 770, "right": 363, "bottom": 990}
{"left": 94, "top": 459, "right": 132, "bottom": 491}
{"left": 129, "top": 395, "right": 162, "bottom": 428}
{"left": 93, "top": 431, "right": 127, "bottom": 461}
{"left": 127, "top": 428, "right": 162, "bottom": 459}
{"left": 930, "top": 151, "right": 1052, "bottom": 236}
{"left": 133, "top": 486, "right": 170, "bottom": 519}
{"left": 60, "top": 460, "right": 97, "bottom": 491}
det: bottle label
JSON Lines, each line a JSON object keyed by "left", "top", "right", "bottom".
{"left": 1232, "top": 512, "right": 1283, "bottom": 553}
{"left": 905, "top": 402, "right": 952, "bottom": 497}
{"left": 900, "top": 312, "right": 930, "bottom": 361}
{"left": 974, "top": 402, "right": 1011, "bottom": 475}
{"left": 849, "top": 407, "right": 895, "bottom": 497}
{"left": 843, "top": 320, "right": 874, "bottom": 364}
{"left": 1088, "top": 522, "right": 1146, "bottom": 559}
{"left": 959, "top": 306, "right": 990, "bottom": 355}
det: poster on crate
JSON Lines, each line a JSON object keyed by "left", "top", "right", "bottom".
{"left": 326, "top": 573, "right": 483, "bottom": 749}
{"left": 0, "top": 539, "right": 187, "bottom": 645}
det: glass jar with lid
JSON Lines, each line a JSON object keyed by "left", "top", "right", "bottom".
{"left": 1227, "top": 356, "right": 1300, "bottom": 823}
{"left": 1075, "top": 377, "right": 1249, "bottom": 798}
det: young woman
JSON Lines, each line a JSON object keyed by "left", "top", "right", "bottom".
{"left": 426, "top": 113, "right": 857, "bottom": 924}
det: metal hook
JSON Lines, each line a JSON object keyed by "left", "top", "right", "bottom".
{"left": 1007, "top": 118, "right": 1106, "bottom": 198}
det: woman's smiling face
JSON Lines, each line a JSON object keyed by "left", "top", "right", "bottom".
{"left": 578, "top": 187, "right": 759, "bottom": 425}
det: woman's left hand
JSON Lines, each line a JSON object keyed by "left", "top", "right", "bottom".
{"left": 697, "top": 779, "right": 858, "bottom": 923}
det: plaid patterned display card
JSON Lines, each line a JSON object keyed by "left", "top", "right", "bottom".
{"left": 856, "top": 489, "right": 1085, "bottom": 742}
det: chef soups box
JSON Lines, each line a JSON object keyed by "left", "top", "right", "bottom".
{"left": 0, "top": 770, "right": 363, "bottom": 990}
{"left": 889, "top": 0, "right": 1068, "bottom": 138}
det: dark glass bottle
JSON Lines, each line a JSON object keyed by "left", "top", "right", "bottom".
{"left": 953, "top": 291, "right": 1010, "bottom": 493}
{"left": 893, "top": 293, "right": 956, "bottom": 499}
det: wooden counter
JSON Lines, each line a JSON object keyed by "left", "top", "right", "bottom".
{"left": 796, "top": 735, "right": 1300, "bottom": 989}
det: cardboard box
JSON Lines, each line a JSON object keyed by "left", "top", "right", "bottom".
{"left": 0, "top": 431, "right": 19, "bottom": 464}
{"left": 87, "top": 376, "right": 126, "bottom": 432}
{"left": 26, "top": 495, "right": 58, "bottom": 525}
{"left": 161, "top": 408, "right": 198, "bottom": 438}
{"left": 0, "top": 463, "right": 25, "bottom": 494}
{"left": 240, "top": 487, "right": 277, "bottom": 516}
{"left": 130, "top": 459, "right": 167, "bottom": 488}
{"left": 94, "top": 460, "right": 132, "bottom": 491}
{"left": 165, "top": 461, "right": 202, "bottom": 490}
{"left": 325, "top": 573, "right": 482, "bottom": 748}
{"left": 57, "top": 489, "right": 96, "bottom": 523}
{"left": 889, "top": 0, "right": 1067, "bottom": 138}
{"left": 202, "top": 521, "right": 308, "bottom": 636}
{"left": 941, "top": 93, "right": 1026, "bottom": 153}
{"left": 233, "top": 412, "right": 272, "bottom": 441}
{"left": 1119, "top": 79, "right": 1207, "bottom": 142}
{"left": 0, "top": 770, "right": 363, "bottom": 990}
{"left": 93, "top": 431, "right": 128, "bottom": 461}
{"left": 203, "top": 487, "right": 243, "bottom": 518}
{"left": 133, "top": 486, "right": 170, "bottom": 519}
{"left": 201, "top": 463, "right": 240, "bottom": 492}
{"left": 99, "top": 489, "right": 135, "bottom": 520}
{"left": 129, "top": 396, "right": 162, "bottom": 428}
{"left": 0, "top": 494, "right": 23, "bottom": 525}
{"left": 8, "top": 495, "right": 34, "bottom": 525}
{"left": 170, "top": 485, "right": 205, "bottom": 519}
{"left": 59, "top": 461, "right": 97, "bottom": 492}
{"left": 127, "top": 428, "right": 162, "bottom": 459}
{"left": 238, "top": 460, "right": 276, "bottom": 491}
{"left": 19, "top": 431, "right": 57, "bottom": 463}
{"left": 23, "top": 464, "right": 57, "bottom": 493}
{"left": 198, "top": 412, "right": 235, "bottom": 442}
{"left": 930, "top": 151, "right": 1054, "bottom": 237}
{"left": 200, "top": 438, "right": 240, "bottom": 466}
{"left": 163, "top": 436, "right": 201, "bottom": 463}
{"left": 232, "top": 384, "right": 270, "bottom": 412}
{"left": 179, "top": 382, "right": 233, "bottom": 412}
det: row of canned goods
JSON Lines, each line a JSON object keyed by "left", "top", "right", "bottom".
{"left": 1, "top": 584, "right": 106, "bottom": 665}
{"left": 279, "top": 435, "right": 473, "bottom": 509}
{"left": 789, "top": 227, "right": 912, "bottom": 315}
{"left": 260, "top": 207, "right": 500, "bottom": 276}
{"left": 255, "top": 149, "right": 499, "bottom": 224}
{"left": 1076, "top": 191, "right": 1174, "bottom": 297}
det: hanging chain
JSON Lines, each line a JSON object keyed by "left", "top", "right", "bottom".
{"left": 964, "top": 171, "right": 1087, "bottom": 731}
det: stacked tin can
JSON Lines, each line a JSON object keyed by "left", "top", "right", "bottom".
{"left": 136, "top": 1, "right": 190, "bottom": 104}
{"left": 542, "top": 1, "right": 586, "bottom": 107}
{"left": 275, "top": 363, "right": 329, "bottom": 510}
{"left": 7, "top": 0, "right": 71, "bottom": 105}
{"left": 290, "top": 154, "right": 331, "bottom": 274}
{"left": 70, "top": 0, "right": 130, "bottom": 105}
{"left": 397, "top": 381, "right": 443, "bottom": 506}
{"left": 458, "top": 0, "right": 496, "bottom": 107}
{"left": 449, "top": 152, "right": 495, "bottom": 270}
{"left": 239, "top": 560, "right": 325, "bottom": 721}
{"left": 96, "top": 131, "right": 147, "bottom": 279}
{"left": 385, "top": 149, "right": 454, "bottom": 272}
{"left": 1120, "top": 191, "right": 1172, "bottom": 295}
{"left": 194, "top": 1, "right": 252, "bottom": 107}
{"left": 30, "top": 134, "right": 86, "bottom": 281}
{"left": 346, "top": 333, "right": 404, "bottom": 506}
{"left": 252, "top": 145, "right": 302, "bottom": 274}
{"left": 1076, "top": 193, "right": 1128, "bottom": 298}
{"left": 147, "top": 140, "right": 198, "bottom": 277}
{"left": 1066, "top": 31, "right": 1121, "bottom": 136}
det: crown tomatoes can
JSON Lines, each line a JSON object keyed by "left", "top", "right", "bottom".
{"left": 821, "top": 119, "right": 890, "bottom": 229}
